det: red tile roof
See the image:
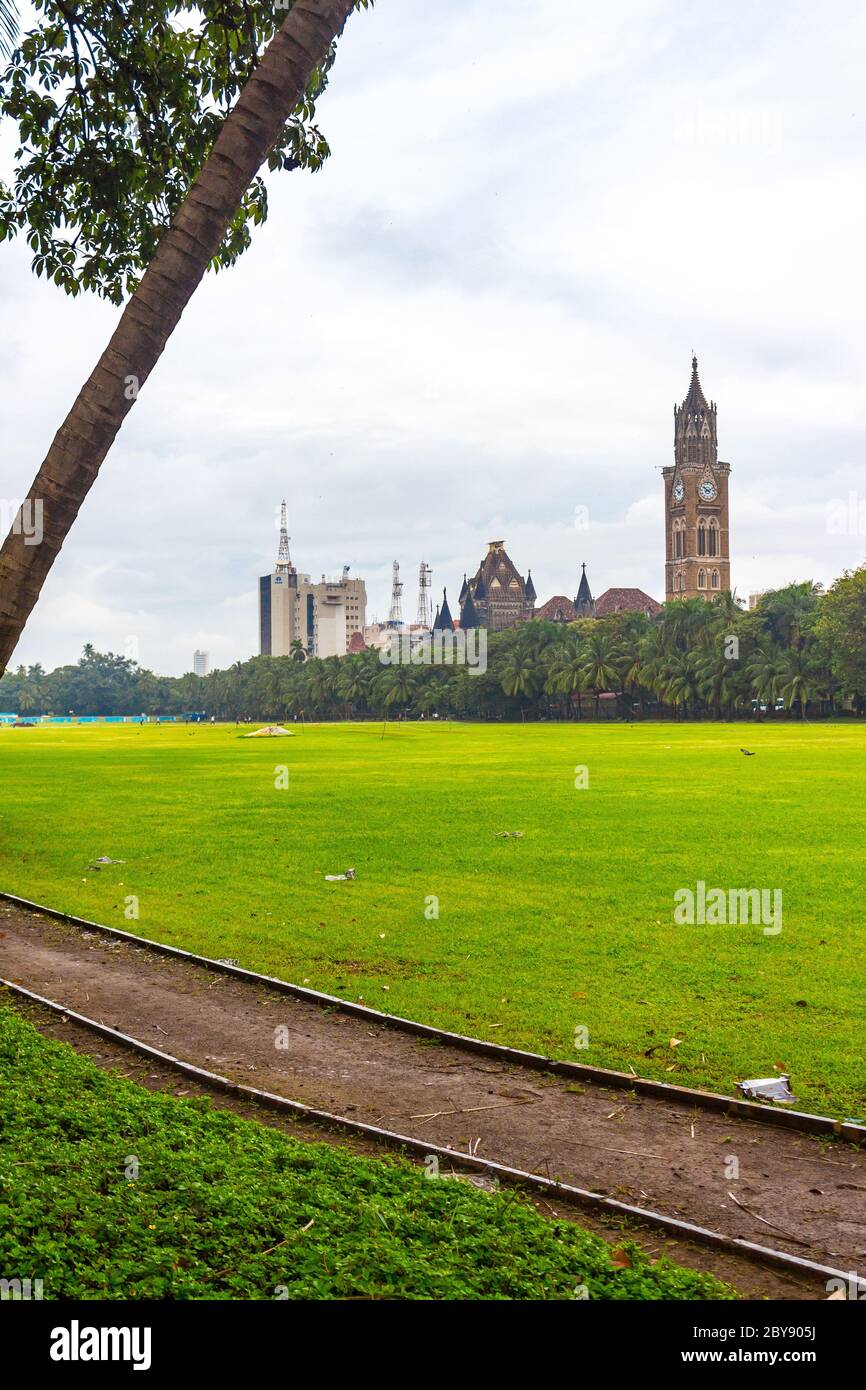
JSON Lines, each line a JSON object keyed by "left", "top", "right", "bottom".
{"left": 535, "top": 595, "right": 576, "bottom": 622}
{"left": 594, "top": 587, "right": 662, "bottom": 617}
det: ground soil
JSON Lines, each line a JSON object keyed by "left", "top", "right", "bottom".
{"left": 3, "top": 903, "right": 864, "bottom": 1301}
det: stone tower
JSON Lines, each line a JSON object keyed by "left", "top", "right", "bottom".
{"left": 460, "top": 541, "right": 536, "bottom": 631}
{"left": 662, "top": 356, "right": 731, "bottom": 602}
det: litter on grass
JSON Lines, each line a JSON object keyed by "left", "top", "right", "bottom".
{"left": 737, "top": 1074, "right": 797, "bottom": 1103}
{"left": 86, "top": 856, "right": 125, "bottom": 870}
{"left": 495, "top": 831, "right": 524, "bottom": 839}
{"left": 243, "top": 726, "right": 295, "bottom": 738}
{"left": 325, "top": 868, "right": 356, "bottom": 881}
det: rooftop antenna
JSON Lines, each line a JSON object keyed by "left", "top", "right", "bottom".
{"left": 388, "top": 560, "right": 404, "bottom": 626}
{"left": 416, "top": 561, "right": 432, "bottom": 628}
{"left": 276, "top": 500, "right": 291, "bottom": 572}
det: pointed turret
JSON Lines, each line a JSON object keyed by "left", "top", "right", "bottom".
{"left": 458, "top": 574, "right": 468, "bottom": 605}
{"left": 674, "top": 352, "right": 718, "bottom": 468}
{"left": 525, "top": 569, "right": 536, "bottom": 603}
{"left": 460, "top": 586, "right": 480, "bottom": 629}
{"left": 433, "top": 589, "right": 453, "bottom": 630}
{"left": 682, "top": 354, "right": 710, "bottom": 414}
{"left": 574, "top": 563, "right": 595, "bottom": 617}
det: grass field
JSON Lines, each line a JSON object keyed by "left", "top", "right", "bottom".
{"left": 0, "top": 1006, "right": 733, "bottom": 1299}
{"left": 1, "top": 720, "right": 864, "bottom": 1118}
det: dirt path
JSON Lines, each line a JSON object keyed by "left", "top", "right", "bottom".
{"left": 2, "top": 903, "right": 864, "bottom": 1289}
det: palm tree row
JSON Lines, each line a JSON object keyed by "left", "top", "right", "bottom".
{"left": 4, "top": 575, "right": 864, "bottom": 721}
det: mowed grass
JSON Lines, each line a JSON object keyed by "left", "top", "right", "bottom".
{"left": 1, "top": 720, "right": 864, "bottom": 1118}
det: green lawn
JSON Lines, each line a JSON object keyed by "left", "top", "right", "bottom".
{"left": 0, "top": 1006, "right": 732, "bottom": 1300}
{"left": 1, "top": 720, "right": 864, "bottom": 1118}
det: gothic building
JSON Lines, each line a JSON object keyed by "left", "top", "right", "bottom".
{"left": 459, "top": 541, "right": 536, "bottom": 631}
{"left": 662, "top": 356, "right": 732, "bottom": 602}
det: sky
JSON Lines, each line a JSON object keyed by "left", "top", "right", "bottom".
{"left": 1, "top": 0, "right": 865, "bottom": 675}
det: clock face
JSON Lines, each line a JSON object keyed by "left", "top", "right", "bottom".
{"left": 699, "top": 479, "right": 717, "bottom": 501}
{"left": 673, "top": 480, "right": 684, "bottom": 503}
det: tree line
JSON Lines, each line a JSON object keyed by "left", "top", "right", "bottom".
{"left": 2, "top": 572, "right": 865, "bottom": 722}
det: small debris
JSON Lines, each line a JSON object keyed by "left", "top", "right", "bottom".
{"left": 740, "top": 748, "right": 756, "bottom": 756}
{"left": 494, "top": 831, "right": 524, "bottom": 838}
{"left": 325, "top": 868, "right": 356, "bottom": 881}
{"left": 86, "top": 856, "right": 125, "bottom": 870}
{"left": 243, "top": 725, "right": 295, "bottom": 737}
{"left": 727, "top": 1190, "right": 809, "bottom": 1245}
{"left": 215, "top": 958, "right": 240, "bottom": 967}
{"left": 737, "top": 1074, "right": 798, "bottom": 1104}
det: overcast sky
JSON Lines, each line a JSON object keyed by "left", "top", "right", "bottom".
{"left": 2, "top": 0, "right": 865, "bottom": 675}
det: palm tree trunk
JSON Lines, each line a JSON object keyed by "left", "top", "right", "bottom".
{"left": 0, "top": 0, "right": 357, "bottom": 673}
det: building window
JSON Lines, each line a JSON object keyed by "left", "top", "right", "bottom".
{"left": 711, "top": 568, "right": 721, "bottom": 590}
{"left": 708, "top": 520, "right": 718, "bottom": 556}
{"left": 698, "top": 568, "right": 706, "bottom": 589}
{"left": 697, "top": 519, "right": 706, "bottom": 556}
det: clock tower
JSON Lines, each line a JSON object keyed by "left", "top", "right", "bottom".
{"left": 663, "top": 355, "right": 731, "bottom": 602}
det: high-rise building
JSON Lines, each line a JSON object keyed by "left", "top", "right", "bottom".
{"left": 193, "top": 650, "right": 209, "bottom": 677}
{"left": 258, "top": 502, "right": 366, "bottom": 659}
{"left": 662, "top": 356, "right": 732, "bottom": 601}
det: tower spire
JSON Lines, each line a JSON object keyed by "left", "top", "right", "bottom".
{"left": 276, "top": 499, "right": 291, "bottom": 571}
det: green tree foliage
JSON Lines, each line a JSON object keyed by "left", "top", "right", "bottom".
{"left": 3, "top": 580, "right": 863, "bottom": 722}
{"left": 0, "top": 0, "right": 371, "bottom": 301}
{"left": 814, "top": 565, "right": 866, "bottom": 708}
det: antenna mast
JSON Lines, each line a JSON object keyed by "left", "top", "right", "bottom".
{"left": 416, "top": 561, "right": 432, "bottom": 628}
{"left": 388, "top": 561, "right": 404, "bottom": 626}
{"left": 276, "top": 500, "right": 291, "bottom": 572}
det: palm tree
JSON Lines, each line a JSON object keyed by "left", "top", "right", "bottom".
{"left": 546, "top": 639, "right": 587, "bottom": 719}
{"left": 710, "top": 589, "right": 742, "bottom": 625}
{"left": 337, "top": 660, "right": 370, "bottom": 718}
{"left": 499, "top": 649, "right": 539, "bottom": 720}
{"left": 779, "top": 647, "right": 816, "bottom": 720}
{"left": 580, "top": 632, "right": 621, "bottom": 720}
{"left": 413, "top": 683, "right": 439, "bottom": 719}
{"left": 747, "top": 644, "right": 786, "bottom": 718}
{"left": 307, "top": 660, "right": 340, "bottom": 717}
{"left": 663, "top": 597, "right": 711, "bottom": 651}
{"left": 0, "top": 0, "right": 17, "bottom": 60}
{"left": 378, "top": 667, "right": 416, "bottom": 714}
{"left": 693, "top": 641, "right": 743, "bottom": 719}
{"left": 0, "top": 0, "right": 366, "bottom": 672}
{"left": 636, "top": 624, "right": 668, "bottom": 716}
{"left": 660, "top": 650, "right": 699, "bottom": 719}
